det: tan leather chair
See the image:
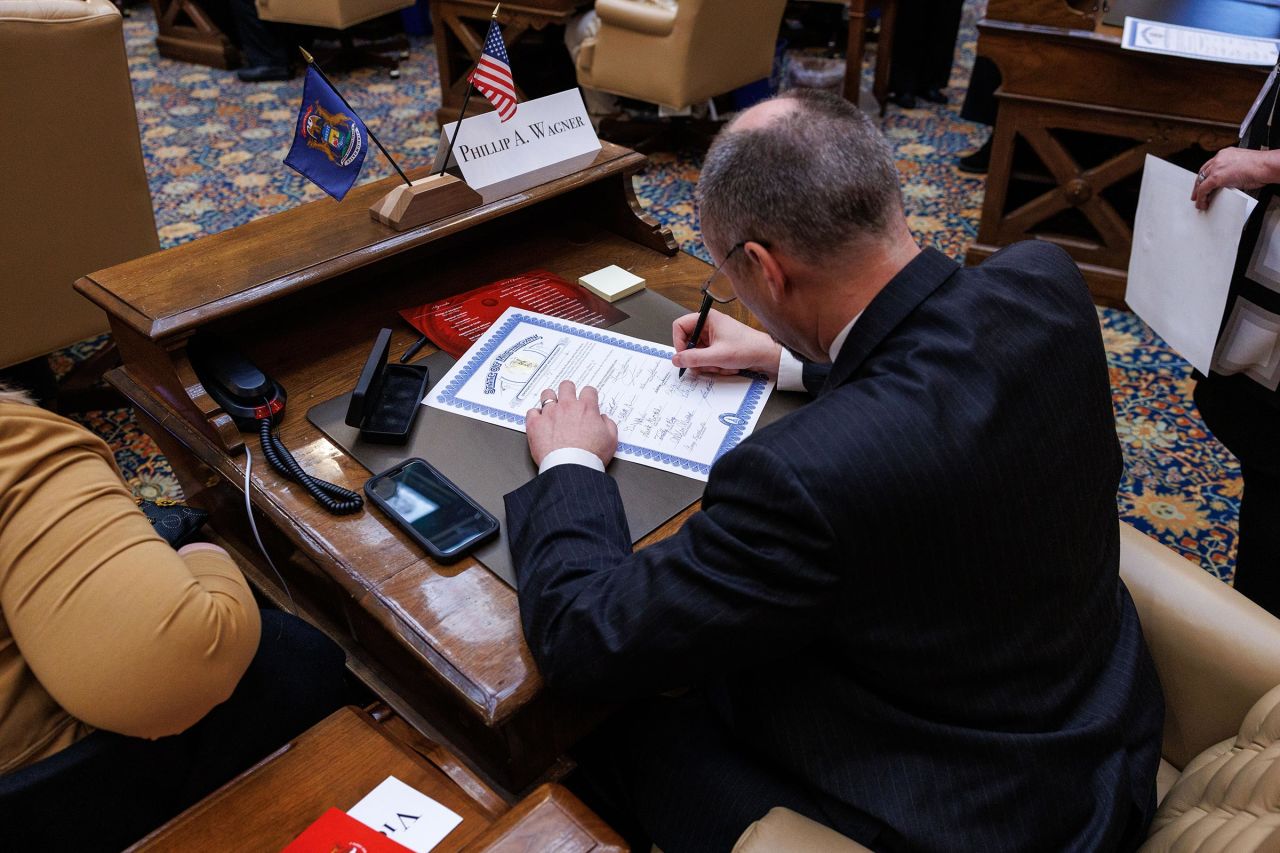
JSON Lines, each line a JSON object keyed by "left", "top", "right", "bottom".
{"left": 0, "top": 0, "right": 159, "bottom": 371}
{"left": 255, "top": 0, "right": 414, "bottom": 75}
{"left": 573, "top": 0, "right": 787, "bottom": 111}
{"left": 733, "top": 523, "right": 1280, "bottom": 852}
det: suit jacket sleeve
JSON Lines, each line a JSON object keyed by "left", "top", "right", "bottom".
{"left": 801, "top": 361, "right": 830, "bottom": 395}
{"left": 504, "top": 440, "right": 842, "bottom": 701}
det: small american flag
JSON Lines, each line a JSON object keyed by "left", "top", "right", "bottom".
{"left": 468, "top": 20, "right": 518, "bottom": 122}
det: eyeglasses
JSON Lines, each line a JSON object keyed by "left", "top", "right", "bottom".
{"left": 700, "top": 242, "right": 746, "bottom": 303}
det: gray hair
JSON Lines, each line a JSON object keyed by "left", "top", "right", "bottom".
{"left": 0, "top": 383, "right": 34, "bottom": 406}
{"left": 696, "top": 88, "right": 902, "bottom": 264}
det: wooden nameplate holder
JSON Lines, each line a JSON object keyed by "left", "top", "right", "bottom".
{"left": 369, "top": 173, "right": 482, "bottom": 231}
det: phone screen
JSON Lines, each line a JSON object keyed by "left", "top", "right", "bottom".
{"left": 372, "top": 461, "right": 494, "bottom": 555}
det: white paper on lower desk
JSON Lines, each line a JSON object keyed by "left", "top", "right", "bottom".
{"left": 424, "top": 307, "right": 775, "bottom": 481}
{"left": 1127, "top": 155, "right": 1258, "bottom": 374}
{"left": 347, "top": 775, "right": 463, "bottom": 852}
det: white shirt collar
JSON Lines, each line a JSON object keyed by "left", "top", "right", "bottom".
{"left": 828, "top": 312, "right": 862, "bottom": 363}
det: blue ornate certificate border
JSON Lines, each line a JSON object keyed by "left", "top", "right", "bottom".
{"left": 434, "top": 311, "right": 770, "bottom": 476}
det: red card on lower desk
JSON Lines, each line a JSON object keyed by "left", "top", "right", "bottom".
{"left": 399, "top": 270, "right": 629, "bottom": 358}
{"left": 282, "top": 807, "right": 414, "bottom": 853}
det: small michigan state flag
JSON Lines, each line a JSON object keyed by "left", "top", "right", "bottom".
{"left": 285, "top": 66, "right": 369, "bottom": 201}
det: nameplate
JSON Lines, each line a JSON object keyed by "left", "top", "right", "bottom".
{"left": 1121, "top": 16, "right": 1280, "bottom": 66}
{"left": 433, "top": 89, "right": 602, "bottom": 204}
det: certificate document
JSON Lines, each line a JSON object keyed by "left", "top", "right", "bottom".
{"left": 425, "top": 307, "right": 775, "bottom": 480}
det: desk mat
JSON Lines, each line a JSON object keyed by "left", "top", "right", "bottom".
{"left": 307, "top": 289, "right": 804, "bottom": 588}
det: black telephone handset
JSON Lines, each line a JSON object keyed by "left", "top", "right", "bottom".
{"left": 190, "top": 336, "right": 362, "bottom": 515}
{"left": 190, "top": 339, "right": 288, "bottom": 430}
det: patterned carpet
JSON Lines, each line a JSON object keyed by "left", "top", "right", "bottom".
{"left": 59, "top": 1, "right": 1238, "bottom": 579}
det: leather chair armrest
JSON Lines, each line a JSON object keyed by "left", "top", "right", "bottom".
{"left": 576, "top": 37, "right": 597, "bottom": 73}
{"left": 595, "top": 0, "right": 678, "bottom": 36}
{"left": 1119, "top": 523, "right": 1280, "bottom": 769}
{"left": 0, "top": 0, "right": 118, "bottom": 22}
{"left": 733, "top": 808, "right": 871, "bottom": 853}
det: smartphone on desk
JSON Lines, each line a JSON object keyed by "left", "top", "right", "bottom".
{"left": 365, "top": 458, "right": 499, "bottom": 562}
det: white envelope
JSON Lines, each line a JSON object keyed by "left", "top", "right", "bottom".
{"left": 1127, "top": 155, "right": 1258, "bottom": 374}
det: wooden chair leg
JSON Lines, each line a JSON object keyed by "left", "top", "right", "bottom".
{"left": 845, "top": 0, "right": 869, "bottom": 103}
{"left": 874, "top": 0, "right": 898, "bottom": 117}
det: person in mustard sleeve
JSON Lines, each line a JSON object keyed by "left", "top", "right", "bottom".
{"left": 0, "top": 385, "right": 348, "bottom": 851}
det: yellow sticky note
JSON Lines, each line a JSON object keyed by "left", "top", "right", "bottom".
{"left": 579, "top": 265, "right": 646, "bottom": 303}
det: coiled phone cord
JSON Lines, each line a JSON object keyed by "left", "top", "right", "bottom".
{"left": 257, "top": 417, "right": 364, "bottom": 515}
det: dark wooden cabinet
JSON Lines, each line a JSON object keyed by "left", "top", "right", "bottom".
{"left": 970, "top": 0, "right": 1269, "bottom": 306}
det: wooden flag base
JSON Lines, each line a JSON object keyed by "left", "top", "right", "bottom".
{"left": 369, "top": 173, "right": 482, "bottom": 231}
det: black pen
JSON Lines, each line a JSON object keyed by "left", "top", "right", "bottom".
{"left": 400, "top": 333, "right": 429, "bottom": 364}
{"left": 678, "top": 291, "right": 715, "bottom": 378}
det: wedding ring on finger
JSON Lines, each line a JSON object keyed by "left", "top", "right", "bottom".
{"left": 1197, "top": 169, "right": 1208, "bottom": 183}
{"left": 539, "top": 394, "right": 558, "bottom": 410}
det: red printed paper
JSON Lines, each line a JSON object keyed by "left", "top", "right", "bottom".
{"left": 282, "top": 807, "right": 415, "bottom": 853}
{"left": 399, "top": 270, "right": 629, "bottom": 358}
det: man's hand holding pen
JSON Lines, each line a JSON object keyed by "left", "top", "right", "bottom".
{"left": 671, "top": 311, "right": 781, "bottom": 379}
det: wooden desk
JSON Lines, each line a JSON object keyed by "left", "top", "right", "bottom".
{"left": 129, "top": 706, "right": 624, "bottom": 851}
{"left": 431, "top": 0, "right": 590, "bottom": 127}
{"left": 150, "top": 0, "right": 240, "bottom": 69}
{"left": 970, "top": 0, "right": 1268, "bottom": 306}
{"left": 76, "top": 143, "right": 739, "bottom": 792}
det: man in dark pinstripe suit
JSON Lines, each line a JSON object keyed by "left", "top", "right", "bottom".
{"left": 504, "top": 89, "right": 1164, "bottom": 852}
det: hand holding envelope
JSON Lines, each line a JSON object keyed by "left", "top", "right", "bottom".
{"left": 1127, "top": 154, "right": 1259, "bottom": 375}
